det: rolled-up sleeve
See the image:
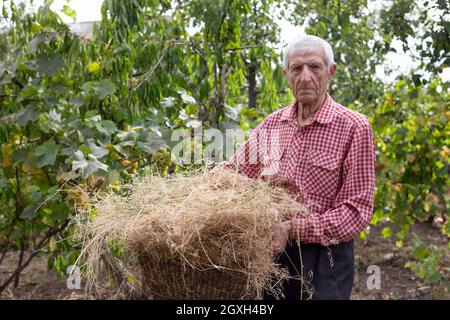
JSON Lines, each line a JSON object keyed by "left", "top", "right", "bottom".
{"left": 291, "top": 121, "right": 376, "bottom": 246}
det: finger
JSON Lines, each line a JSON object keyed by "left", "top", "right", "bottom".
{"left": 271, "top": 239, "right": 281, "bottom": 251}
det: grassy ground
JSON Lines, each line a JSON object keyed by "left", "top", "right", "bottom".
{"left": 1, "top": 222, "right": 448, "bottom": 300}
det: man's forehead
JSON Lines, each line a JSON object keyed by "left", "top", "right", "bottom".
{"left": 289, "top": 49, "right": 326, "bottom": 65}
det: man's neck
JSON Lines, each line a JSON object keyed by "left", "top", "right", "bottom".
{"left": 297, "top": 93, "right": 327, "bottom": 126}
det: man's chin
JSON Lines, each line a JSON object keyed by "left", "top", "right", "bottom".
{"left": 296, "top": 95, "right": 316, "bottom": 104}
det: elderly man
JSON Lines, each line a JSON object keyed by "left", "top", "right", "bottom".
{"left": 215, "top": 35, "right": 375, "bottom": 300}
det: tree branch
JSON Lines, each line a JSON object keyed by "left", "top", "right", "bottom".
{"left": 0, "top": 220, "right": 70, "bottom": 294}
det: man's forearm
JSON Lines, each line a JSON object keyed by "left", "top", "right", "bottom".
{"left": 290, "top": 191, "right": 374, "bottom": 246}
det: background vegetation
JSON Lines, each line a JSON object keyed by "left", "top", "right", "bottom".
{"left": 0, "top": 0, "right": 448, "bottom": 296}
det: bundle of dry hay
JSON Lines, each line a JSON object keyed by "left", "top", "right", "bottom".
{"left": 76, "top": 170, "right": 307, "bottom": 300}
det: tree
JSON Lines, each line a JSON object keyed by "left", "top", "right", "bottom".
{"left": 0, "top": 0, "right": 288, "bottom": 292}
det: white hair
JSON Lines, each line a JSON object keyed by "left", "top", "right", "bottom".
{"left": 283, "top": 35, "right": 335, "bottom": 69}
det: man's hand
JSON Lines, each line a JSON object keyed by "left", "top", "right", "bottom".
{"left": 271, "top": 221, "right": 292, "bottom": 253}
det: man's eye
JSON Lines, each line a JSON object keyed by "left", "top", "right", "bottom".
{"left": 312, "top": 65, "right": 320, "bottom": 69}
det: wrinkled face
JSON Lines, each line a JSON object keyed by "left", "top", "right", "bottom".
{"left": 283, "top": 49, "right": 336, "bottom": 105}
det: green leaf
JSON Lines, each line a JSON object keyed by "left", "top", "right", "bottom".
{"left": 413, "top": 246, "right": 429, "bottom": 260}
{"left": 49, "top": 109, "right": 62, "bottom": 123}
{"left": 21, "top": 87, "right": 38, "bottom": 99}
{"left": 0, "top": 178, "right": 9, "bottom": 188}
{"left": 185, "top": 104, "right": 199, "bottom": 116}
{"left": 137, "top": 138, "right": 168, "bottom": 154}
{"left": 87, "top": 61, "right": 100, "bottom": 73}
{"left": 62, "top": 5, "right": 76, "bottom": 20}
{"left": 72, "top": 150, "right": 108, "bottom": 179}
{"left": 224, "top": 104, "right": 239, "bottom": 121}
{"left": 39, "top": 110, "right": 62, "bottom": 133}
{"left": 11, "top": 148, "right": 30, "bottom": 165}
{"left": 395, "top": 126, "right": 408, "bottom": 138}
{"left": 243, "top": 107, "right": 259, "bottom": 118}
{"left": 95, "top": 120, "right": 117, "bottom": 135}
{"left": 0, "top": 61, "right": 5, "bottom": 77}
{"left": 443, "top": 220, "right": 450, "bottom": 237}
{"left": 359, "top": 231, "right": 367, "bottom": 240}
{"left": 177, "top": 88, "right": 196, "bottom": 105}
{"left": 81, "top": 81, "right": 94, "bottom": 94}
{"left": 113, "top": 145, "right": 130, "bottom": 157}
{"left": 27, "top": 185, "right": 43, "bottom": 203}
{"left": 425, "top": 270, "right": 442, "bottom": 284}
{"left": 33, "top": 141, "right": 60, "bottom": 168}
{"left": 186, "top": 119, "right": 202, "bottom": 128}
{"left": 381, "top": 227, "right": 392, "bottom": 238}
{"left": 16, "top": 106, "right": 39, "bottom": 126}
{"left": 86, "top": 141, "right": 109, "bottom": 159}
{"left": 107, "top": 170, "right": 121, "bottom": 186}
{"left": 395, "top": 224, "right": 410, "bottom": 239}
{"left": 31, "top": 22, "right": 44, "bottom": 33}
{"left": 160, "top": 97, "right": 176, "bottom": 108}
{"left": 28, "top": 32, "right": 56, "bottom": 53}
{"left": 37, "top": 54, "right": 65, "bottom": 76}
{"left": 69, "top": 97, "right": 83, "bottom": 107}
{"left": 51, "top": 203, "right": 70, "bottom": 221}
{"left": 20, "top": 205, "right": 38, "bottom": 220}
{"left": 116, "top": 129, "right": 138, "bottom": 141}
{"left": 94, "top": 79, "right": 116, "bottom": 99}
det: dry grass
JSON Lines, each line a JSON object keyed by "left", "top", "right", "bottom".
{"left": 75, "top": 169, "right": 307, "bottom": 299}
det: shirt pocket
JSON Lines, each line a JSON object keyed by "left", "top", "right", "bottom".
{"left": 303, "top": 150, "right": 341, "bottom": 199}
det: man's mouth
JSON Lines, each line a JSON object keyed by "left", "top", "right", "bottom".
{"left": 297, "top": 88, "right": 316, "bottom": 93}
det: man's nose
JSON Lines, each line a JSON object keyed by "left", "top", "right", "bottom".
{"left": 299, "top": 67, "right": 313, "bottom": 83}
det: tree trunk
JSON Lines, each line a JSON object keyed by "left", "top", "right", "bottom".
{"left": 248, "top": 61, "right": 257, "bottom": 109}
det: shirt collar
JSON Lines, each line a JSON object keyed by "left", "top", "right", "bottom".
{"left": 280, "top": 93, "right": 336, "bottom": 125}
{"left": 280, "top": 101, "right": 298, "bottom": 122}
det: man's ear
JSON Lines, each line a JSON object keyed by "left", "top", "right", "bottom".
{"left": 329, "top": 63, "right": 337, "bottom": 80}
{"left": 283, "top": 68, "right": 287, "bottom": 76}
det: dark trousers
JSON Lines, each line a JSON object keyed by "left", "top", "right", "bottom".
{"left": 264, "top": 239, "right": 354, "bottom": 300}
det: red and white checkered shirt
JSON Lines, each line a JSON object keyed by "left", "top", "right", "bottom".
{"left": 216, "top": 93, "right": 376, "bottom": 246}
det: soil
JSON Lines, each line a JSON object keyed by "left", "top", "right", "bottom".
{"left": 351, "top": 222, "right": 449, "bottom": 300}
{"left": 1, "top": 221, "right": 448, "bottom": 300}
